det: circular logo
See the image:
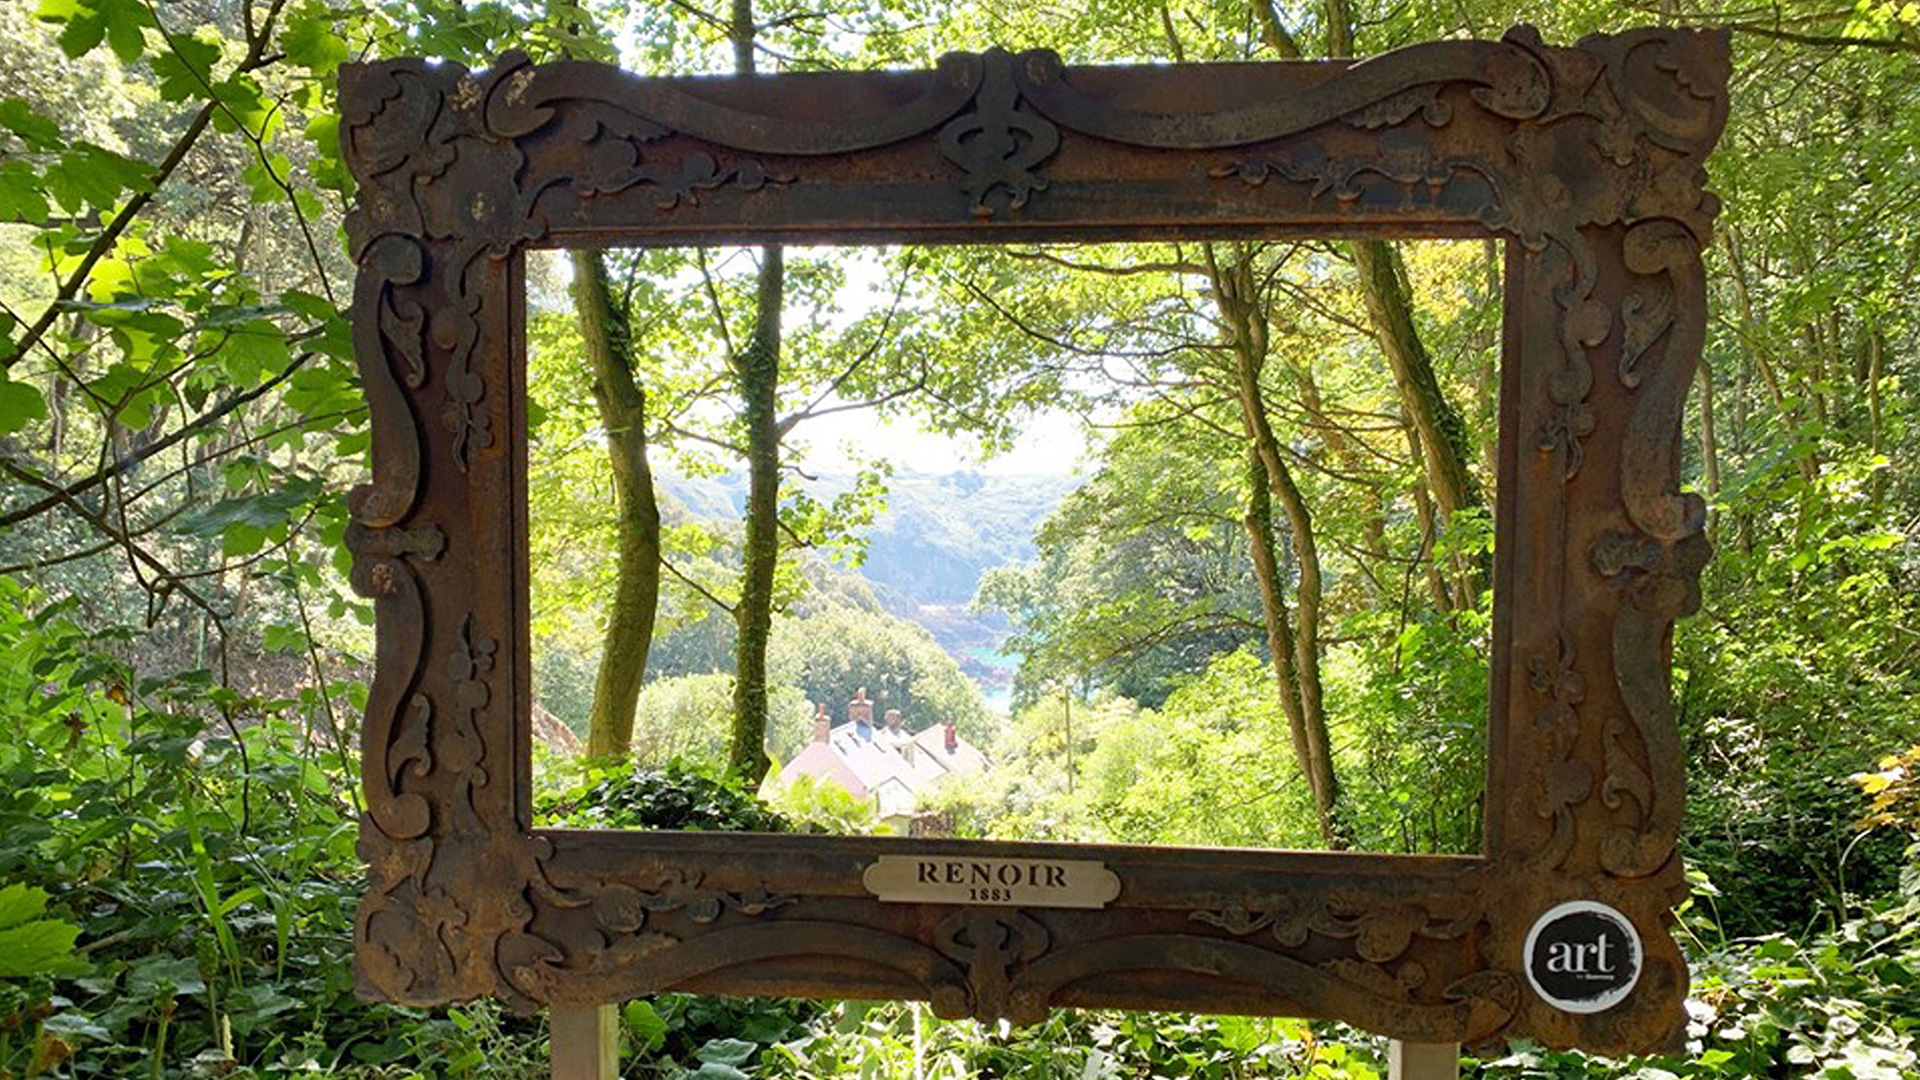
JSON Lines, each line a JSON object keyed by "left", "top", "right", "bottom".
{"left": 1523, "top": 900, "right": 1641, "bottom": 1014}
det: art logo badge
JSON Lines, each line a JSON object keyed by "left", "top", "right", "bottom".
{"left": 1524, "top": 900, "right": 1642, "bottom": 1014}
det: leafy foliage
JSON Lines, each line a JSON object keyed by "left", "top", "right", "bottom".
{"left": 547, "top": 761, "right": 794, "bottom": 834}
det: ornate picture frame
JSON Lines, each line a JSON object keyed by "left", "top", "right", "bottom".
{"left": 340, "top": 25, "right": 1727, "bottom": 1055}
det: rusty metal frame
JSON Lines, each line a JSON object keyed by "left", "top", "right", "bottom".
{"left": 340, "top": 25, "right": 1726, "bottom": 1055}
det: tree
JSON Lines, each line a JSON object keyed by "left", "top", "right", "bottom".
{"left": 727, "top": 240, "right": 785, "bottom": 782}
{"left": 767, "top": 601, "right": 994, "bottom": 749}
{"left": 1207, "top": 242, "right": 1342, "bottom": 845}
{"left": 1264, "top": 0, "right": 1487, "bottom": 607}
{"left": 570, "top": 250, "right": 664, "bottom": 759}
{"left": 973, "top": 402, "right": 1262, "bottom": 710}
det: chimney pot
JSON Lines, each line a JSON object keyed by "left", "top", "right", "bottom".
{"left": 846, "top": 687, "right": 874, "bottom": 727}
{"left": 812, "top": 703, "right": 830, "bottom": 743}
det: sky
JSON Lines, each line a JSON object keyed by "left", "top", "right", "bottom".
{"left": 792, "top": 405, "right": 1091, "bottom": 476}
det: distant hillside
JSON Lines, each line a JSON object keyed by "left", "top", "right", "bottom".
{"left": 660, "top": 469, "right": 1079, "bottom": 605}
{"left": 658, "top": 469, "right": 1079, "bottom": 706}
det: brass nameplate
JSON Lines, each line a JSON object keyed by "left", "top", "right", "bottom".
{"left": 862, "top": 855, "right": 1121, "bottom": 909}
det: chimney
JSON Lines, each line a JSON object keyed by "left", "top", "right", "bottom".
{"left": 849, "top": 688, "right": 873, "bottom": 740}
{"left": 944, "top": 720, "right": 958, "bottom": 754}
{"left": 883, "top": 708, "right": 903, "bottom": 731}
{"left": 812, "top": 703, "right": 830, "bottom": 743}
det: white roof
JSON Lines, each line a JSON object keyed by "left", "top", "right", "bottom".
{"left": 788, "top": 719, "right": 991, "bottom": 818}
{"left": 826, "top": 724, "right": 915, "bottom": 793}
{"left": 909, "top": 725, "right": 989, "bottom": 777}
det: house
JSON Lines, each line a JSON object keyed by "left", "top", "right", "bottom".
{"left": 775, "top": 687, "right": 987, "bottom": 830}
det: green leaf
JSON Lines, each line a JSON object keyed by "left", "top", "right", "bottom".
{"left": 0, "top": 881, "right": 48, "bottom": 926}
{"left": 0, "top": 161, "right": 50, "bottom": 224}
{"left": 39, "top": 0, "right": 147, "bottom": 60}
{"left": 623, "top": 1000, "right": 667, "bottom": 1053}
{"left": 55, "top": 8, "right": 106, "bottom": 59}
{"left": 103, "top": 0, "right": 146, "bottom": 62}
{"left": 125, "top": 954, "right": 204, "bottom": 998}
{"left": 282, "top": 11, "right": 349, "bottom": 74}
{"left": 213, "top": 318, "right": 292, "bottom": 384}
{"left": 0, "top": 99, "right": 62, "bottom": 151}
{"left": 84, "top": 361, "right": 167, "bottom": 428}
{"left": 304, "top": 113, "right": 340, "bottom": 162}
{"left": 83, "top": 303, "right": 186, "bottom": 341}
{"left": 174, "top": 475, "right": 324, "bottom": 555}
{"left": 0, "top": 378, "right": 48, "bottom": 437}
{"left": 44, "top": 143, "right": 153, "bottom": 214}
{"left": 293, "top": 186, "right": 324, "bottom": 220}
{"left": 281, "top": 289, "right": 338, "bottom": 323}
{"left": 695, "top": 1038, "right": 759, "bottom": 1067}
{"left": 242, "top": 154, "right": 293, "bottom": 203}
{"left": 211, "top": 76, "right": 278, "bottom": 139}
{"left": 42, "top": 1011, "right": 111, "bottom": 1041}
{"left": 0, "top": 882, "right": 86, "bottom": 978}
{"left": 151, "top": 35, "right": 222, "bottom": 101}
{"left": 227, "top": 982, "right": 298, "bottom": 1030}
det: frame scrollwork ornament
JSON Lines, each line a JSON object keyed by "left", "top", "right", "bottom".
{"left": 342, "top": 24, "right": 1726, "bottom": 1056}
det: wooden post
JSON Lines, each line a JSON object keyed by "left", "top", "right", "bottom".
{"left": 551, "top": 1004, "right": 619, "bottom": 1080}
{"left": 1388, "top": 1041, "right": 1459, "bottom": 1080}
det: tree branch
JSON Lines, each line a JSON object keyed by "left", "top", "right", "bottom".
{"left": 1002, "top": 248, "right": 1208, "bottom": 277}
{"left": 0, "top": 350, "right": 318, "bottom": 530}
{"left": 784, "top": 257, "right": 916, "bottom": 426}
{"left": 777, "top": 365, "right": 928, "bottom": 436}
{"left": 1, "top": 1, "right": 289, "bottom": 373}
{"left": 660, "top": 554, "right": 736, "bottom": 615}
{"left": 1727, "top": 21, "right": 1920, "bottom": 54}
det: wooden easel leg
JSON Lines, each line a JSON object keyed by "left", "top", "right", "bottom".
{"left": 551, "top": 1003, "right": 619, "bottom": 1080}
{"left": 1388, "top": 1041, "right": 1459, "bottom": 1080}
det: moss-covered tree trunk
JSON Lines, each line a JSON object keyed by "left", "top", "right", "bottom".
{"left": 570, "top": 250, "right": 662, "bottom": 760}
{"left": 1212, "top": 247, "right": 1342, "bottom": 848}
{"left": 1348, "top": 239, "right": 1482, "bottom": 526}
{"left": 1243, "top": 449, "right": 1337, "bottom": 845}
{"left": 727, "top": 245, "right": 783, "bottom": 783}
{"left": 722, "top": 0, "right": 781, "bottom": 784}
{"left": 1320, "top": 6, "right": 1484, "bottom": 603}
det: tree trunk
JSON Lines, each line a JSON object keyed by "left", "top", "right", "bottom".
{"left": 727, "top": 244, "right": 782, "bottom": 784}
{"left": 1295, "top": 363, "right": 1391, "bottom": 595}
{"left": 1350, "top": 239, "right": 1484, "bottom": 603}
{"left": 1243, "top": 448, "right": 1317, "bottom": 829}
{"left": 571, "top": 250, "right": 662, "bottom": 760}
{"left": 1349, "top": 240, "right": 1482, "bottom": 523}
{"left": 1866, "top": 326, "right": 1884, "bottom": 506}
{"left": 722, "top": 0, "right": 781, "bottom": 785}
{"left": 1324, "top": 0, "right": 1354, "bottom": 56}
{"left": 1323, "top": 0, "right": 1481, "bottom": 605}
{"left": 1211, "top": 247, "right": 1342, "bottom": 847}
{"left": 1254, "top": 412, "right": 1338, "bottom": 845}
{"left": 1698, "top": 354, "right": 1720, "bottom": 500}
{"left": 1475, "top": 239, "right": 1501, "bottom": 485}
{"left": 1404, "top": 420, "right": 1454, "bottom": 612}
{"left": 1250, "top": 0, "right": 1302, "bottom": 57}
